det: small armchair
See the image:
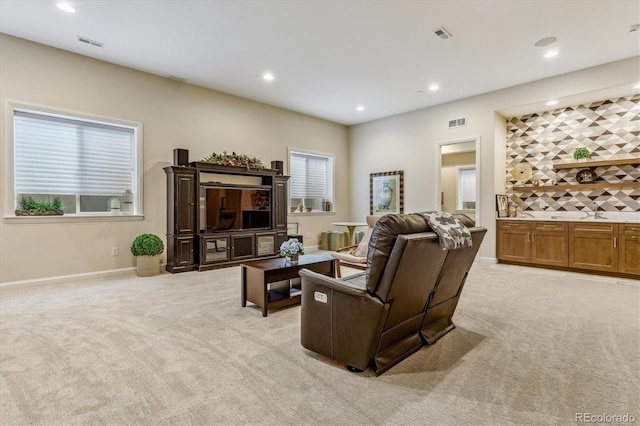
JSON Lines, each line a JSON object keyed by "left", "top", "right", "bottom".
{"left": 331, "top": 215, "right": 380, "bottom": 277}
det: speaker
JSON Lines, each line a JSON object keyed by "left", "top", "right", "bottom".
{"left": 271, "top": 160, "right": 283, "bottom": 175}
{"left": 173, "top": 148, "right": 189, "bottom": 166}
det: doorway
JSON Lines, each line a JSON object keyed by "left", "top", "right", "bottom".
{"left": 435, "top": 137, "right": 480, "bottom": 226}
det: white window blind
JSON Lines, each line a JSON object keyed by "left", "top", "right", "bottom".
{"left": 14, "top": 110, "right": 135, "bottom": 196}
{"left": 457, "top": 167, "right": 476, "bottom": 209}
{"left": 289, "top": 152, "right": 328, "bottom": 199}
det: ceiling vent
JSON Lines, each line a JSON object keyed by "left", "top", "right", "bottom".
{"left": 448, "top": 117, "right": 467, "bottom": 128}
{"left": 77, "top": 36, "right": 104, "bottom": 48}
{"left": 434, "top": 27, "right": 453, "bottom": 40}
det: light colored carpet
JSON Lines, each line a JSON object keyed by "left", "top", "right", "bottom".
{"left": 0, "top": 262, "right": 638, "bottom": 425}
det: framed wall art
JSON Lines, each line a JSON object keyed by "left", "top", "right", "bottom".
{"left": 370, "top": 170, "right": 404, "bottom": 215}
{"left": 496, "top": 194, "right": 509, "bottom": 218}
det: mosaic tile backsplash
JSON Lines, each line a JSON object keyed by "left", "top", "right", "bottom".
{"left": 506, "top": 95, "right": 640, "bottom": 212}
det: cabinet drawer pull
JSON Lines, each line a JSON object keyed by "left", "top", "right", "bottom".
{"left": 632, "top": 236, "right": 640, "bottom": 240}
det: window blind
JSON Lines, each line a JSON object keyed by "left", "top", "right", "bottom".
{"left": 14, "top": 110, "right": 135, "bottom": 196}
{"left": 290, "top": 152, "right": 328, "bottom": 199}
{"left": 458, "top": 168, "right": 476, "bottom": 207}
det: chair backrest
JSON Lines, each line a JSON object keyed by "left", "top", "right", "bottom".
{"left": 352, "top": 215, "right": 381, "bottom": 257}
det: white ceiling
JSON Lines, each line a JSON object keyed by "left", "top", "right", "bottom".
{"left": 1, "top": 0, "right": 639, "bottom": 125}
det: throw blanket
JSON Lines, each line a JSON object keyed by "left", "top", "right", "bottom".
{"left": 416, "top": 211, "right": 472, "bottom": 250}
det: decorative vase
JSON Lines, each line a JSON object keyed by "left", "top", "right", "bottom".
{"left": 286, "top": 253, "right": 299, "bottom": 265}
{"left": 380, "top": 182, "right": 393, "bottom": 209}
{"left": 122, "top": 189, "right": 134, "bottom": 215}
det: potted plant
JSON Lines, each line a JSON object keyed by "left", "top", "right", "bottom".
{"left": 15, "top": 196, "right": 63, "bottom": 216}
{"left": 573, "top": 147, "right": 591, "bottom": 162}
{"left": 130, "top": 233, "right": 164, "bottom": 277}
{"left": 279, "top": 238, "right": 304, "bottom": 264}
{"left": 297, "top": 202, "right": 304, "bottom": 212}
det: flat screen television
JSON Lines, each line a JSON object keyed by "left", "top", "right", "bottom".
{"left": 203, "top": 186, "right": 271, "bottom": 232}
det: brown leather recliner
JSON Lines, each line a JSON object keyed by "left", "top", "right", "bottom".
{"left": 299, "top": 213, "right": 486, "bottom": 375}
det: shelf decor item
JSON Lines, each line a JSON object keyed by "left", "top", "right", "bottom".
{"left": 131, "top": 233, "right": 164, "bottom": 277}
{"left": 573, "top": 147, "right": 591, "bottom": 163}
{"left": 576, "top": 168, "right": 597, "bottom": 184}
{"left": 495, "top": 194, "right": 509, "bottom": 218}
{"left": 201, "top": 151, "right": 266, "bottom": 170}
{"left": 279, "top": 238, "right": 304, "bottom": 264}
{"left": 15, "top": 196, "right": 63, "bottom": 216}
{"left": 511, "top": 163, "right": 533, "bottom": 183}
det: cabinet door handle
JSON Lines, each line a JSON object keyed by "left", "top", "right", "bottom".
{"left": 632, "top": 236, "right": 639, "bottom": 240}
{"left": 531, "top": 233, "right": 535, "bottom": 243}
{"left": 527, "top": 233, "right": 530, "bottom": 242}
{"left": 613, "top": 237, "right": 617, "bottom": 248}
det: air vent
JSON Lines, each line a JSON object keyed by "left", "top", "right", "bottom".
{"left": 434, "top": 27, "right": 453, "bottom": 40}
{"left": 448, "top": 117, "right": 467, "bottom": 128}
{"left": 77, "top": 36, "right": 104, "bottom": 48}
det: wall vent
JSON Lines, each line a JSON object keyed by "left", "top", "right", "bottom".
{"left": 77, "top": 36, "right": 104, "bottom": 48}
{"left": 448, "top": 117, "right": 467, "bottom": 128}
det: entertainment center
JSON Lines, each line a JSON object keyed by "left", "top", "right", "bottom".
{"left": 164, "top": 157, "right": 289, "bottom": 273}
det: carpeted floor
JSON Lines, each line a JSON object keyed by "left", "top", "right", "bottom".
{"left": 0, "top": 262, "right": 638, "bottom": 425}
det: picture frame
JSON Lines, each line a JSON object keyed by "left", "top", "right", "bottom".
{"left": 496, "top": 194, "right": 509, "bottom": 218}
{"left": 370, "top": 170, "right": 404, "bottom": 215}
{"left": 287, "top": 222, "right": 298, "bottom": 235}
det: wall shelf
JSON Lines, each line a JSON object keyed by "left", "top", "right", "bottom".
{"left": 553, "top": 158, "right": 640, "bottom": 170}
{"left": 513, "top": 181, "right": 640, "bottom": 192}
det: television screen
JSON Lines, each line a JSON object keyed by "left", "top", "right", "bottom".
{"left": 204, "top": 187, "right": 271, "bottom": 232}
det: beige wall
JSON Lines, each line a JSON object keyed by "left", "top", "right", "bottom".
{"left": 348, "top": 56, "right": 640, "bottom": 262}
{"left": 0, "top": 35, "right": 349, "bottom": 284}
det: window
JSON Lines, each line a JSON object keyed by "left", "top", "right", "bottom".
{"left": 288, "top": 149, "right": 334, "bottom": 212}
{"left": 12, "top": 106, "right": 142, "bottom": 217}
{"left": 457, "top": 167, "right": 476, "bottom": 210}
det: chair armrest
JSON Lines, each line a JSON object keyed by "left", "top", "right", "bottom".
{"left": 335, "top": 244, "right": 358, "bottom": 253}
{"left": 299, "top": 269, "right": 368, "bottom": 298}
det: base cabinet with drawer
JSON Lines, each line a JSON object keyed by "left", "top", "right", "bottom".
{"left": 619, "top": 224, "right": 640, "bottom": 275}
{"left": 497, "top": 221, "right": 568, "bottom": 267}
{"left": 497, "top": 220, "right": 639, "bottom": 277}
{"left": 568, "top": 223, "right": 618, "bottom": 273}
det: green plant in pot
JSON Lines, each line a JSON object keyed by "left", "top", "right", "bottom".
{"left": 15, "top": 196, "right": 63, "bottom": 216}
{"left": 131, "top": 233, "right": 164, "bottom": 277}
{"left": 573, "top": 147, "right": 591, "bottom": 162}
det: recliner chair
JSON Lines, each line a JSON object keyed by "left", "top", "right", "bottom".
{"left": 299, "top": 213, "right": 486, "bottom": 375}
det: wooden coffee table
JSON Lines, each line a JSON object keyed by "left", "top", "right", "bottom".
{"left": 241, "top": 254, "right": 335, "bottom": 317}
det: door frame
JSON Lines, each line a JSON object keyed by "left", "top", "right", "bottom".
{"left": 434, "top": 136, "right": 481, "bottom": 226}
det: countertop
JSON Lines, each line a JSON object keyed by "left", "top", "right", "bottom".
{"left": 497, "top": 212, "right": 640, "bottom": 224}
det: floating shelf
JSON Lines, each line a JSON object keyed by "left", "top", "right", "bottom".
{"left": 553, "top": 158, "right": 640, "bottom": 170}
{"left": 513, "top": 181, "right": 640, "bottom": 192}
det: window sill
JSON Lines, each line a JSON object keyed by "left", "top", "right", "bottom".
{"left": 4, "top": 214, "right": 144, "bottom": 224}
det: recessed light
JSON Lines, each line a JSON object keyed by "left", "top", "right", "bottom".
{"left": 534, "top": 37, "right": 557, "bottom": 47}
{"left": 544, "top": 49, "right": 559, "bottom": 58}
{"left": 262, "top": 72, "right": 274, "bottom": 82}
{"left": 56, "top": 2, "right": 75, "bottom": 13}
{"left": 429, "top": 84, "right": 440, "bottom": 91}
{"left": 356, "top": 106, "right": 365, "bottom": 112}
{"left": 546, "top": 100, "right": 558, "bottom": 106}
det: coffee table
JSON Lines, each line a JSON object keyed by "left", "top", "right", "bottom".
{"left": 241, "top": 254, "right": 335, "bottom": 317}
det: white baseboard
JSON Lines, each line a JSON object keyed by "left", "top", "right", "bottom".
{"left": 477, "top": 256, "right": 498, "bottom": 265}
{"left": 0, "top": 267, "right": 136, "bottom": 287}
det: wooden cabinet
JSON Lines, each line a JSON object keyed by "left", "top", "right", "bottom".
{"left": 497, "top": 221, "right": 567, "bottom": 266}
{"left": 619, "top": 224, "right": 640, "bottom": 275}
{"left": 569, "top": 223, "right": 618, "bottom": 273}
{"left": 273, "top": 176, "right": 289, "bottom": 231}
{"left": 498, "top": 219, "right": 639, "bottom": 277}
{"left": 497, "top": 221, "right": 530, "bottom": 262}
{"left": 531, "top": 222, "right": 568, "bottom": 267}
{"left": 165, "top": 166, "right": 197, "bottom": 272}
{"left": 166, "top": 162, "right": 290, "bottom": 272}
